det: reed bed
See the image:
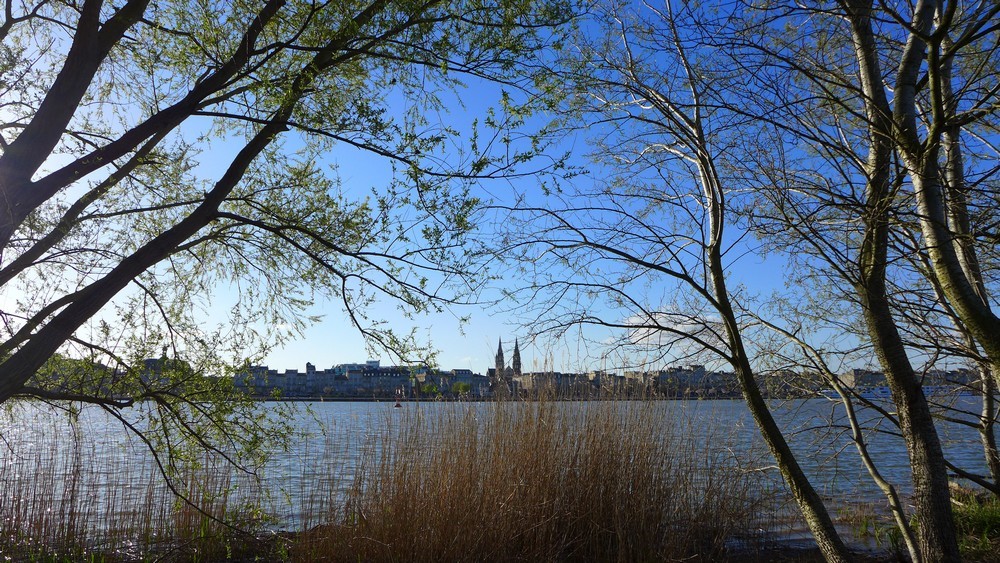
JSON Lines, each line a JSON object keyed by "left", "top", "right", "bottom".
{"left": 0, "top": 400, "right": 772, "bottom": 561}
{"left": 0, "top": 409, "right": 270, "bottom": 561}
{"left": 293, "top": 400, "right": 771, "bottom": 562}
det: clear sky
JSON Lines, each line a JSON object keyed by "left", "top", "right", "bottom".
{"left": 248, "top": 48, "right": 802, "bottom": 376}
{"left": 43, "top": 2, "right": 798, "bottom": 378}
{"left": 253, "top": 103, "right": 792, "bottom": 375}
{"left": 256, "top": 141, "right": 569, "bottom": 373}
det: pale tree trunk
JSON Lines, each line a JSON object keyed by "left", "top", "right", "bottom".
{"left": 669, "top": 20, "right": 852, "bottom": 550}
{"left": 978, "top": 366, "right": 1000, "bottom": 490}
{"left": 894, "top": 0, "right": 1000, "bottom": 375}
{"left": 940, "top": 81, "right": 1000, "bottom": 484}
{"left": 924, "top": 119, "right": 1000, "bottom": 490}
{"left": 705, "top": 188, "right": 849, "bottom": 559}
{"left": 694, "top": 111, "right": 851, "bottom": 562}
{"left": 937, "top": 35, "right": 1000, "bottom": 404}
{"left": 843, "top": 1, "right": 961, "bottom": 559}
{"left": 920, "top": 260, "right": 1000, "bottom": 491}
{"left": 719, "top": 313, "right": 852, "bottom": 562}
{"left": 910, "top": 165, "right": 1000, "bottom": 363}
{"left": 639, "top": 13, "right": 853, "bottom": 548}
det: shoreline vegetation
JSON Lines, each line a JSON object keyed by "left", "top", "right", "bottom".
{"left": 0, "top": 399, "right": 995, "bottom": 562}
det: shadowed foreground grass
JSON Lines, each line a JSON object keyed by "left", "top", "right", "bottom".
{"left": 0, "top": 400, "right": 776, "bottom": 561}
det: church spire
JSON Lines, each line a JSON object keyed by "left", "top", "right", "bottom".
{"left": 495, "top": 338, "right": 505, "bottom": 376}
{"left": 512, "top": 339, "right": 522, "bottom": 377}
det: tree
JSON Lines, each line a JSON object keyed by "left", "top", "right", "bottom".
{"left": 504, "top": 1, "right": 1000, "bottom": 561}
{"left": 727, "top": 2, "right": 1000, "bottom": 559}
{"left": 500, "top": 2, "right": 852, "bottom": 559}
{"left": 0, "top": 0, "right": 569, "bottom": 511}
{"left": 724, "top": 2, "right": 962, "bottom": 557}
{"left": 450, "top": 381, "right": 471, "bottom": 396}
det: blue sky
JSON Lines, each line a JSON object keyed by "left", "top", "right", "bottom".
{"left": 253, "top": 100, "right": 795, "bottom": 375}
{"left": 250, "top": 81, "right": 533, "bottom": 372}
{"left": 7, "top": 1, "right": 978, "bottom": 382}
{"left": 87, "top": 1, "right": 803, "bottom": 377}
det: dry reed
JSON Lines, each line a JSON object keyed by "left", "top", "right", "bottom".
{"left": 0, "top": 400, "right": 771, "bottom": 561}
{"left": 293, "top": 400, "right": 769, "bottom": 562}
{"left": 0, "top": 410, "right": 269, "bottom": 561}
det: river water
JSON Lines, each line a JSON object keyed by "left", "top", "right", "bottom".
{"left": 0, "top": 396, "right": 992, "bottom": 534}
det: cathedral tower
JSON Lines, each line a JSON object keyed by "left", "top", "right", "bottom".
{"left": 495, "top": 338, "right": 505, "bottom": 377}
{"left": 512, "top": 339, "right": 522, "bottom": 377}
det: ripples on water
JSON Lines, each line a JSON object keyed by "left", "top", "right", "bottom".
{"left": 0, "top": 397, "right": 992, "bottom": 533}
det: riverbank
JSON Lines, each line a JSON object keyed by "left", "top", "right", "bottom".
{"left": 0, "top": 400, "right": 769, "bottom": 561}
{"left": 1, "top": 528, "right": 899, "bottom": 562}
{"left": 2, "top": 399, "right": 997, "bottom": 561}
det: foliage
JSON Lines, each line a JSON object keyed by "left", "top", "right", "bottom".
{"left": 0, "top": 0, "right": 574, "bottom": 533}
{"left": 951, "top": 486, "right": 1000, "bottom": 561}
{"left": 502, "top": 0, "right": 1000, "bottom": 561}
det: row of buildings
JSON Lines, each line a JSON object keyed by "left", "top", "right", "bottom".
{"left": 234, "top": 360, "right": 492, "bottom": 399}
{"left": 33, "top": 343, "right": 980, "bottom": 401}
{"left": 233, "top": 361, "right": 979, "bottom": 400}
{"left": 233, "top": 340, "right": 643, "bottom": 399}
{"left": 232, "top": 339, "right": 981, "bottom": 400}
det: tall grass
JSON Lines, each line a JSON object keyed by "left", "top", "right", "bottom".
{"left": 0, "top": 410, "right": 270, "bottom": 561}
{"left": 294, "top": 400, "right": 770, "bottom": 562}
{"left": 0, "top": 400, "right": 772, "bottom": 561}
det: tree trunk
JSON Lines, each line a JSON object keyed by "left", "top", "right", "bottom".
{"left": 860, "top": 289, "right": 961, "bottom": 561}
{"left": 709, "top": 199, "right": 851, "bottom": 562}
{"left": 980, "top": 365, "right": 1000, "bottom": 493}
{"left": 843, "top": 2, "right": 962, "bottom": 558}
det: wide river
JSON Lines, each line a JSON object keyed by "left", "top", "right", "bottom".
{"left": 0, "top": 396, "right": 993, "bottom": 533}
